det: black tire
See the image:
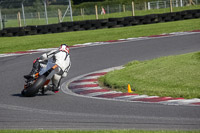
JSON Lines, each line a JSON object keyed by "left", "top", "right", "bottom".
{"left": 5, "top": 27, "right": 20, "bottom": 33}
{"left": 174, "top": 12, "right": 182, "bottom": 21}
{"left": 5, "top": 33, "right": 13, "bottom": 37}
{"left": 82, "top": 24, "right": 92, "bottom": 30}
{"left": 194, "top": 12, "right": 200, "bottom": 18}
{"left": 99, "top": 19, "right": 108, "bottom": 26}
{"left": 122, "top": 20, "right": 131, "bottom": 26}
{"left": 28, "top": 30, "right": 37, "bottom": 35}
{"left": 0, "top": 30, "right": 6, "bottom": 37}
{"left": 124, "top": 16, "right": 134, "bottom": 21}
{"left": 107, "top": 21, "right": 117, "bottom": 28}
{"left": 21, "top": 75, "right": 46, "bottom": 97}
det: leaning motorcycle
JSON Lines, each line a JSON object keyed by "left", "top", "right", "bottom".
{"left": 21, "top": 59, "right": 59, "bottom": 97}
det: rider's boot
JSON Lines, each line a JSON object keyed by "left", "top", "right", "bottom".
{"left": 24, "top": 69, "right": 37, "bottom": 80}
{"left": 48, "top": 85, "right": 59, "bottom": 93}
{"left": 52, "top": 87, "right": 59, "bottom": 93}
{"left": 51, "top": 74, "right": 61, "bottom": 93}
{"left": 24, "top": 59, "right": 40, "bottom": 80}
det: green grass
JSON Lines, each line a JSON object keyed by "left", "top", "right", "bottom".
{"left": 0, "top": 130, "right": 200, "bottom": 133}
{"left": 3, "top": 5, "right": 200, "bottom": 28}
{"left": 99, "top": 52, "right": 200, "bottom": 99}
{"left": 0, "top": 18, "right": 200, "bottom": 54}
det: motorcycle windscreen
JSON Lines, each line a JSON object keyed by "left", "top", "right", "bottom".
{"left": 39, "top": 62, "right": 56, "bottom": 76}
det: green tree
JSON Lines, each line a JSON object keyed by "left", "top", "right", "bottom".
{"left": 73, "top": 0, "right": 104, "bottom": 5}
{"left": 33, "top": 0, "right": 43, "bottom": 12}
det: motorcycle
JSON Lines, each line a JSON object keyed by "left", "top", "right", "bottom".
{"left": 21, "top": 59, "right": 59, "bottom": 97}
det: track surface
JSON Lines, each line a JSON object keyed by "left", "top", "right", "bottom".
{"left": 0, "top": 33, "right": 200, "bottom": 130}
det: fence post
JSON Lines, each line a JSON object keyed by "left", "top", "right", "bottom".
{"left": 38, "top": 12, "right": 40, "bottom": 20}
{"left": 180, "top": 0, "right": 183, "bottom": 7}
{"left": 144, "top": 2, "right": 147, "bottom": 11}
{"left": 176, "top": 0, "right": 178, "bottom": 7}
{"left": 68, "top": 0, "right": 73, "bottom": 22}
{"left": 0, "top": 9, "right": 3, "bottom": 30}
{"left": 119, "top": 4, "right": 121, "bottom": 12}
{"left": 132, "top": 1, "right": 135, "bottom": 16}
{"left": 123, "top": 5, "right": 126, "bottom": 12}
{"left": 21, "top": 2, "right": 26, "bottom": 26}
{"left": 164, "top": 1, "right": 167, "bottom": 8}
{"left": 95, "top": 5, "right": 98, "bottom": 20}
{"left": 156, "top": 1, "right": 159, "bottom": 9}
{"left": 58, "top": 9, "right": 62, "bottom": 23}
{"left": 81, "top": 8, "right": 85, "bottom": 20}
{"left": 83, "top": 8, "right": 85, "bottom": 17}
{"left": 81, "top": 8, "right": 83, "bottom": 16}
{"left": 107, "top": 5, "right": 109, "bottom": 14}
{"left": 43, "top": 0, "right": 48, "bottom": 24}
{"left": 170, "top": 0, "right": 173, "bottom": 12}
{"left": 148, "top": 2, "right": 151, "bottom": 10}
{"left": 17, "top": 12, "right": 22, "bottom": 27}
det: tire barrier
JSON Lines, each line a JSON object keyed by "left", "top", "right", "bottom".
{"left": 0, "top": 9, "right": 199, "bottom": 37}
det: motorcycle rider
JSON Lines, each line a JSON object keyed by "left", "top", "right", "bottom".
{"left": 24, "top": 44, "right": 71, "bottom": 93}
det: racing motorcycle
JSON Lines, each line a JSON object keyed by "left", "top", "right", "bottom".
{"left": 21, "top": 59, "right": 59, "bottom": 97}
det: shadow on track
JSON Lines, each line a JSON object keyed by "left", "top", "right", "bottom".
{"left": 12, "top": 93, "right": 54, "bottom": 97}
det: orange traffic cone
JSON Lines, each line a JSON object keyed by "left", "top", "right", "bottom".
{"left": 128, "top": 84, "right": 133, "bottom": 93}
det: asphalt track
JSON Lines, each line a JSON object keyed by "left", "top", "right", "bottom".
{"left": 0, "top": 33, "right": 200, "bottom": 130}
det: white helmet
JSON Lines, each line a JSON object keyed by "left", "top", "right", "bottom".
{"left": 59, "top": 44, "right": 69, "bottom": 54}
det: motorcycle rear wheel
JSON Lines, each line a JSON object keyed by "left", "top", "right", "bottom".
{"left": 21, "top": 75, "right": 46, "bottom": 97}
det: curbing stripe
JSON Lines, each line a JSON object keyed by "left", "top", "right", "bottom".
{"left": 160, "top": 98, "right": 200, "bottom": 105}
{"left": 70, "top": 82, "right": 98, "bottom": 86}
{"left": 95, "top": 93, "right": 136, "bottom": 98}
{"left": 147, "top": 34, "right": 171, "bottom": 38}
{"left": 127, "top": 95, "right": 153, "bottom": 100}
{"left": 132, "top": 97, "right": 175, "bottom": 102}
{"left": 192, "top": 102, "right": 200, "bottom": 105}
{"left": 77, "top": 89, "right": 110, "bottom": 95}
{"left": 86, "top": 91, "right": 120, "bottom": 97}
{"left": 79, "top": 76, "right": 101, "bottom": 80}
{"left": 114, "top": 95, "right": 140, "bottom": 100}
{"left": 72, "top": 87, "right": 102, "bottom": 93}
{"left": 72, "top": 79, "right": 98, "bottom": 83}
{"left": 69, "top": 84, "right": 99, "bottom": 89}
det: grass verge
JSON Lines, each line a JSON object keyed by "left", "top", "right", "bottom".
{"left": 0, "top": 130, "right": 200, "bottom": 133}
{"left": 99, "top": 52, "right": 200, "bottom": 99}
{"left": 0, "top": 18, "right": 200, "bottom": 54}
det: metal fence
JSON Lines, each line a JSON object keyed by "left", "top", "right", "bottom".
{"left": 0, "top": 0, "right": 200, "bottom": 29}
{"left": 0, "top": 0, "right": 73, "bottom": 29}
{"left": 147, "top": 0, "right": 199, "bottom": 9}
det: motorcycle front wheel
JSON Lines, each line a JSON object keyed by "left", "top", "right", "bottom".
{"left": 21, "top": 75, "right": 46, "bottom": 97}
